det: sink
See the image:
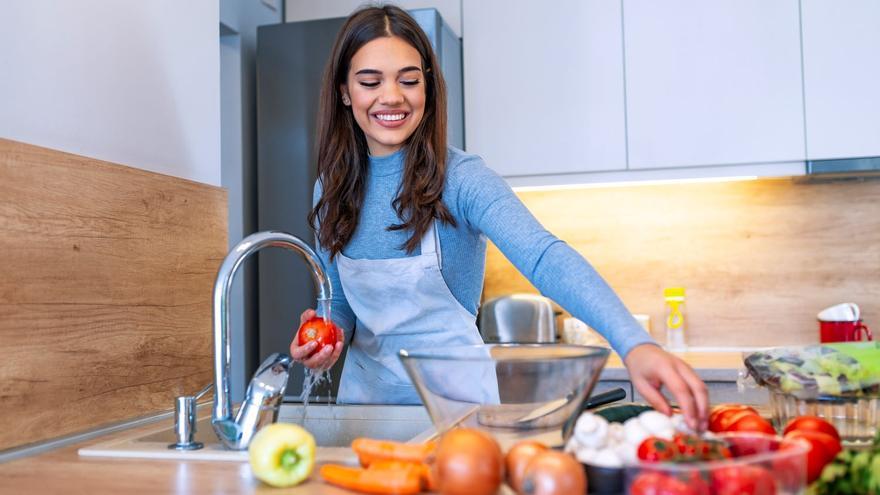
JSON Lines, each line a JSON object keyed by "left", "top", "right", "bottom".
{"left": 79, "top": 403, "right": 434, "bottom": 463}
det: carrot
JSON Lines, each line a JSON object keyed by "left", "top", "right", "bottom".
{"left": 369, "top": 461, "right": 436, "bottom": 492}
{"left": 319, "top": 463, "right": 422, "bottom": 495}
{"left": 351, "top": 438, "right": 436, "bottom": 467}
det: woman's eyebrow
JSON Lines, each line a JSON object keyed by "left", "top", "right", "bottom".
{"left": 354, "top": 66, "right": 422, "bottom": 76}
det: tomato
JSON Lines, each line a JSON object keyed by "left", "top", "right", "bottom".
{"left": 504, "top": 440, "right": 548, "bottom": 493}
{"left": 782, "top": 430, "right": 840, "bottom": 483}
{"left": 637, "top": 437, "right": 679, "bottom": 462}
{"left": 709, "top": 405, "right": 758, "bottom": 432}
{"left": 519, "top": 451, "right": 586, "bottom": 495}
{"left": 726, "top": 414, "right": 776, "bottom": 435}
{"left": 783, "top": 415, "right": 840, "bottom": 442}
{"left": 296, "top": 316, "right": 340, "bottom": 357}
{"left": 433, "top": 428, "right": 503, "bottom": 495}
{"left": 773, "top": 440, "right": 809, "bottom": 491}
{"left": 630, "top": 471, "right": 705, "bottom": 495}
{"left": 710, "top": 465, "right": 776, "bottom": 495}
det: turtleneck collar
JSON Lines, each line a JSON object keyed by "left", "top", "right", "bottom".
{"left": 368, "top": 147, "right": 406, "bottom": 177}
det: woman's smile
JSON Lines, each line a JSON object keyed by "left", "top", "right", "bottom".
{"left": 343, "top": 36, "right": 426, "bottom": 156}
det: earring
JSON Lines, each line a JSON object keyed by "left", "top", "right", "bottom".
{"left": 342, "top": 95, "right": 351, "bottom": 105}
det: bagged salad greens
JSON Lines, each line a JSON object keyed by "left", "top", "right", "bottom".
{"left": 744, "top": 342, "right": 880, "bottom": 400}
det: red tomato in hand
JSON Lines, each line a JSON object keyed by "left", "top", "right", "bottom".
{"left": 783, "top": 416, "right": 840, "bottom": 442}
{"left": 726, "top": 414, "right": 776, "bottom": 435}
{"left": 297, "top": 316, "right": 340, "bottom": 357}
{"left": 711, "top": 465, "right": 776, "bottom": 495}
{"left": 637, "top": 437, "right": 679, "bottom": 462}
{"left": 783, "top": 430, "right": 841, "bottom": 483}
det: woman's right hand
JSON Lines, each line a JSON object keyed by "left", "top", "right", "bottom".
{"left": 289, "top": 309, "right": 345, "bottom": 370}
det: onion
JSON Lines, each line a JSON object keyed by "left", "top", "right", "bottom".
{"left": 505, "top": 440, "right": 548, "bottom": 493}
{"left": 521, "top": 451, "right": 587, "bottom": 495}
{"left": 434, "top": 428, "right": 504, "bottom": 495}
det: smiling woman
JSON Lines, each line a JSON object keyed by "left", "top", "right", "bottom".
{"left": 286, "top": 4, "right": 709, "bottom": 430}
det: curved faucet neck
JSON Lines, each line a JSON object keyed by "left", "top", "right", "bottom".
{"left": 211, "top": 231, "right": 331, "bottom": 449}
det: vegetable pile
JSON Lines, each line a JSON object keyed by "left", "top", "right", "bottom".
{"left": 807, "top": 430, "right": 880, "bottom": 495}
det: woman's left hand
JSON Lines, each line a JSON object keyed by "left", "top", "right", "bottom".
{"left": 624, "top": 343, "right": 709, "bottom": 432}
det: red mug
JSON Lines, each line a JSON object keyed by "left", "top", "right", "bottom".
{"left": 819, "top": 320, "right": 873, "bottom": 343}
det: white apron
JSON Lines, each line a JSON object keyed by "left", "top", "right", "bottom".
{"left": 335, "top": 221, "right": 496, "bottom": 404}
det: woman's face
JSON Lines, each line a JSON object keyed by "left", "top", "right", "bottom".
{"left": 342, "top": 36, "right": 426, "bottom": 156}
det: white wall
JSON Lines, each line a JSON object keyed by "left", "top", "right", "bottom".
{"left": 285, "top": 0, "right": 462, "bottom": 37}
{"left": 0, "top": 1, "right": 221, "bottom": 186}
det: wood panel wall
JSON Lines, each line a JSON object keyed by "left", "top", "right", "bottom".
{"left": 0, "top": 139, "right": 227, "bottom": 451}
{"left": 484, "top": 177, "right": 880, "bottom": 348}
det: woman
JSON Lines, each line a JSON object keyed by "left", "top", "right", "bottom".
{"left": 290, "top": 5, "right": 708, "bottom": 430}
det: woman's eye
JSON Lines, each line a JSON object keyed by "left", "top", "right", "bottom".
{"left": 401, "top": 79, "right": 421, "bottom": 86}
{"left": 359, "top": 81, "right": 380, "bottom": 88}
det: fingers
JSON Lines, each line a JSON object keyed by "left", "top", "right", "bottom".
{"left": 633, "top": 377, "right": 671, "bottom": 416}
{"left": 660, "top": 363, "right": 699, "bottom": 431}
{"left": 300, "top": 308, "right": 317, "bottom": 325}
{"left": 290, "top": 340, "right": 318, "bottom": 361}
{"left": 676, "top": 359, "right": 710, "bottom": 431}
{"left": 301, "top": 344, "right": 335, "bottom": 369}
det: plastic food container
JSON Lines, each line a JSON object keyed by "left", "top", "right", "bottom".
{"left": 743, "top": 342, "right": 880, "bottom": 446}
{"left": 623, "top": 433, "right": 809, "bottom": 495}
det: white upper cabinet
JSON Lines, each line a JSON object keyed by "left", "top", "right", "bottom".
{"left": 623, "top": 0, "right": 806, "bottom": 169}
{"left": 801, "top": 0, "right": 880, "bottom": 160}
{"left": 462, "top": 0, "right": 627, "bottom": 177}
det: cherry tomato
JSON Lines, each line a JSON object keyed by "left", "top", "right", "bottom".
{"left": 296, "top": 316, "right": 340, "bottom": 357}
{"left": 630, "top": 471, "right": 705, "bottom": 495}
{"left": 637, "top": 437, "right": 679, "bottom": 462}
{"left": 783, "top": 430, "right": 840, "bottom": 483}
{"left": 711, "top": 465, "right": 776, "bottom": 495}
{"left": 783, "top": 416, "right": 840, "bottom": 442}
{"left": 726, "top": 414, "right": 776, "bottom": 435}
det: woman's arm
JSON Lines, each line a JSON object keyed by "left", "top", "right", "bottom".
{"left": 454, "top": 158, "right": 708, "bottom": 430}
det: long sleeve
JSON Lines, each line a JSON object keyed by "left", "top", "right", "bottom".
{"left": 451, "top": 158, "right": 656, "bottom": 358}
{"left": 312, "top": 181, "right": 356, "bottom": 340}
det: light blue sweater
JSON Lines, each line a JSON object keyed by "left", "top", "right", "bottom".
{"left": 314, "top": 146, "right": 655, "bottom": 358}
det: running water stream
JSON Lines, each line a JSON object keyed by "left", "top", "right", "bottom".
{"left": 298, "top": 299, "right": 335, "bottom": 425}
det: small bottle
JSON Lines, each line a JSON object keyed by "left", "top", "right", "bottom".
{"left": 664, "top": 287, "right": 687, "bottom": 351}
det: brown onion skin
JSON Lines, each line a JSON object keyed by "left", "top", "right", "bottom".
{"left": 505, "top": 441, "right": 549, "bottom": 493}
{"left": 520, "top": 451, "right": 587, "bottom": 495}
{"left": 433, "top": 428, "right": 504, "bottom": 495}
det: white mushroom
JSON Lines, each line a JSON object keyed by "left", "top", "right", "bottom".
{"left": 638, "top": 410, "right": 675, "bottom": 435}
{"left": 623, "top": 417, "right": 651, "bottom": 446}
{"left": 573, "top": 413, "right": 609, "bottom": 449}
{"left": 590, "top": 449, "right": 623, "bottom": 468}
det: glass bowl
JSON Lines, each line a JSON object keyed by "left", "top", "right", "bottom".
{"left": 623, "top": 433, "right": 809, "bottom": 495}
{"left": 768, "top": 390, "right": 878, "bottom": 447}
{"left": 399, "top": 344, "right": 609, "bottom": 448}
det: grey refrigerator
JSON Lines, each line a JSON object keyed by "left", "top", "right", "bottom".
{"left": 255, "top": 9, "right": 464, "bottom": 401}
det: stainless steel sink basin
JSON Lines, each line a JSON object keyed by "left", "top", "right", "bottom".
{"left": 78, "top": 403, "right": 434, "bottom": 462}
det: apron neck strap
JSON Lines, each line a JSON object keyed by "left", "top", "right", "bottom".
{"left": 419, "top": 220, "right": 442, "bottom": 270}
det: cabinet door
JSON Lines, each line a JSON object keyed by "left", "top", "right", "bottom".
{"left": 802, "top": 0, "right": 880, "bottom": 160}
{"left": 462, "top": 0, "right": 627, "bottom": 176}
{"left": 624, "top": 1, "right": 805, "bottom": 169}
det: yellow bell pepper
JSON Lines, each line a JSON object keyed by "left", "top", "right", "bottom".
{"left": 248, "top": 422, "right": 316, "bottom": 487}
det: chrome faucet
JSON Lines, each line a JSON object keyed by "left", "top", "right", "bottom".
{"left": 211, "top": 231, "right": 331, "bottom": 450}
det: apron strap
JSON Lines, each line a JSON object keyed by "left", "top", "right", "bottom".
{"left": 418, "top": 220, "right": 442, "bottom": 270}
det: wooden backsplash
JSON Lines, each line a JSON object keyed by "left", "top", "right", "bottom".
{"left": 0, "top": 139, "right": 227, "bottom": 451}
{"left": 484, "top": 177, "right": 880, "bottom": 347}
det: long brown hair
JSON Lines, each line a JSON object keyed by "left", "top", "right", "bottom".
{"left": 309, "top": 4, "right": 455, "bottom": 258}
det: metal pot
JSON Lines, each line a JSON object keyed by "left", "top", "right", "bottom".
{"left": 478, "top": 294, "right": 558, "bottom": 343}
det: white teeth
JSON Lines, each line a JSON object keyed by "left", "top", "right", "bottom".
{"left": 375, "top": 113, "right": 405, "bottom": 121}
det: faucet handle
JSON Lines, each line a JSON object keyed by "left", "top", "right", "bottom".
{"left": 230, "top": 353, "right": 292, "bottom": 448}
